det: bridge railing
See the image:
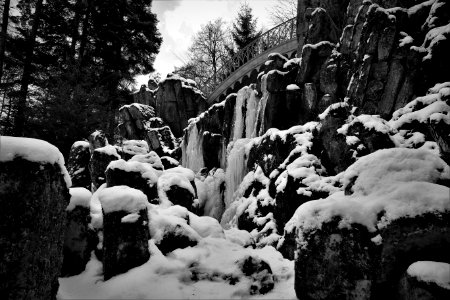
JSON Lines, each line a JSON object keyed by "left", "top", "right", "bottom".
{"left": 202, "top": 17, "right": 297, "bottom": 96}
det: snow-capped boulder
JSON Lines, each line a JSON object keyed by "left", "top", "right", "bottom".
{"left": 0, "top": 136, "right": 70, "bottom": 299}
{"left": 130, "top": 151, "right": 164, "bottom": 170}
{"left": 106, "top": 159, "right": 160, "bottom": 202}
{"left": 118, "top": 140, "right": 149, "bottom": 160}
{"left": 293, "top": 148, "right": 450, "bottom": 300}
{"left": 89, "top": 145, "right": 120, "bottom": 191}
{"left": 148, "top": 205, "right": 200, "bottom": 254}
{"left": 98, "top": 186, "right": 150, "bottom": 280}
{"left": 62, "top": 188, "right": 96, "bottom": 277}
{"left": 398, "top": 261, "right": 450, "bottom": 299}
{"left": 67, "top": 140, "right": 91, "bottom": 190}
{"left": 157, "top": 166, "right": 197, "bottom": 211}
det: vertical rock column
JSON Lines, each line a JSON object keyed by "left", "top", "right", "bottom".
{"left": 98, "top": 186, "right": 150, "bottom": 280}
{"left": 0, "top": 136, "right": 71, "bottom": 299}
{"left": 61, "top": 187, "right": 95, "bottom": 277}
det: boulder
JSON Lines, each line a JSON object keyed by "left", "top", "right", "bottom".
{"left": 67, "top": 141, "right": 91, "bottom": 190}
{"left": 98, "top": 186, "right": 150, "bottom": 280}
{"left": 130, "top": 151, "right": 164, "bottom": 170}
{"left": 398, "top": 261, "right": 450, "bottom": 300}
{"left": 157, "top": 167, "right": 197, "bottom": 211}
{"left": 237, "top": 255, "right": 275, "bottom": 295}
{"left": 61, "top": 188, "right": 96, "bottom": 277}
{"left": 0, "top": 137, "right": 70, "bottom": 299}
{"left": 89, "top": 145, "right": 121, "bottom": 191}
{"left": 105, "top": 159, "right": 160, "bottom": 202}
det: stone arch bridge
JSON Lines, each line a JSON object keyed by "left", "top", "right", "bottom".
{"left": 204, "top": 17, "right": 297, "bottom": 104}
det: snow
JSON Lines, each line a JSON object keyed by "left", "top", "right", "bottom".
{"left": 98, "top": 186, "right": 148, "bottom": 214}
{"left": 107, "top": 159, "right": 160, "bottom": 185}
{"left": 407, "top": 261, "right": 450, "bottom": 289}
{"left": 58, "top": 238, "right": 295, "bottom": 299}
{"left": 122, "top": 140, "right": 149, "bottom": 156}
{"left": 0, "top": 136, "right": 72, "bottom": 188}
{"left": 129, "top": 151, "right": 163, "bottom": 170}
{"left": 90, "top": 183, "right": 106, "bottom": 229}
{"left": 121, "top": 213, "right": 140, "bottom": 223}
{"left": 95, "top": 145, "right": 121, "bottom": 159}
{"left": 72, "top": 141, "right": 90, "bottom": 149}
{"left": 157, "top": 167, "right": 195, "bottom": 206}
{"left": 318, "top": 102, "right": 350, "bottom": 120}
{"left": 283, "top": 58, "right": 301, "bottom": 69}
{"left": 67, "top": 188, "right": 92, "bottom": 211}
{"left": 292, "top": 148, "right": 450, "bottom": 247}
{"left": 286, "top": 84, "right": 300, "bottom": 91}
{"left": 337, "top": 114, "right": 392, "bottom": 135}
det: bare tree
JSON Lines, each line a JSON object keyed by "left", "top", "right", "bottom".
{"left": 268, "top": 0, "right": 297, "bottom": 25}
{"left": 176, "top": 18, "right": 233, "bottom": 91}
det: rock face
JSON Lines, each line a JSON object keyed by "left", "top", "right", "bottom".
{"left": 156, "top": 74, "right": 208, "bottom": 137}
{"left": 89, "top": 145, "right": 121, "bottom": 191}
{"left": 118, "top": 104, "right": 179, "bottom": 159}
{"left": 0, "top": 138, "right": 70, "bottom": 299}
{"left": 62, "top": 205, "right": 95, "bottom": 277}
{"left": 99, "top": 186, "right": 150, "bottom": 280}
{"left": 106, "top": 159, "right": 159, "bottom": 202}
{"left": 67, "top": 141, "right": 91, "bottom": 190}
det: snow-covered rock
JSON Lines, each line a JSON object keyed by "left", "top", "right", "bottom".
{"left": 98, "top": 186, "right": 150, "bottom": 280}
{"left": 293, "top": 148, "right": 450, "bottom": 299}
{"left": 0, "top": 136, "right": 70, "bottom": 299}
{"left": 67, "top": 140, "right": 91, "bottom": 190}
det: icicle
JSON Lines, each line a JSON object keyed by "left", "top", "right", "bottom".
{"left": 245, "top": 89, "right": 259, "bottom": 138}
{"left": 224, "top": 138, "right": 251, "bottom": 208}
{"left": 254, "top": 74, "right": 269, "bottom": 137}
{"left": 181, "top": 123, "right": 204, "bottom": 172}
{"left": 232, "top": 87, "right": 252, "bottom": 141}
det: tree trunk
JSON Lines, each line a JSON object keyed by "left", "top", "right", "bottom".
{"left": 14, "top": 0, "right": 44, "bottom": 136}
{"left": 78, "top": 0, "right": 92, "bottom": 62}
{"left": 0, "top": 0, "right": 11, "bottom": 83}
{"left": 70, "top": 0, "right": 82, "bottom": 61}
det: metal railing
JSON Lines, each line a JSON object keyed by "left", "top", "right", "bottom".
{"left": 202, "top": 17, "right": 297, "bottom": 96}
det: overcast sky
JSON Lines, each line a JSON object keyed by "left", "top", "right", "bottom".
{"left": 135, "top": 0, "right": 279, "bottom": 86}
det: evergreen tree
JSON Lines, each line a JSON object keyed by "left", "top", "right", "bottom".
{"left": 1, "top": 0, "right": 162, "bottom": 154}
{"left": 231, "top": 2, "right": 260, "bottom": 50}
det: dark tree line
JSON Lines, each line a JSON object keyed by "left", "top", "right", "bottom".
{"left": 0, "top": 0, "right": 162, "bottom": 156}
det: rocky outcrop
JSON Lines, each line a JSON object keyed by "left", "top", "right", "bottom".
{"left": 156, "top": 74, "right": 208, "bottom": 137}
{"left": 118, "top": 104, "right": 179, "bottom": 159}
{"left": 67, "top": 141, "right": 91, "bottom": 190}
{"left": 0, "top": 137, "right": 70, "bottom": 299}
{"left": 99, "top": 186, "right": 150, "bottom": 280}
{"left": 133, "top": 84, "right": 156, "bottom": 107}
{"left": 88, "top": 130, "right": 108, "bottom": 153}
